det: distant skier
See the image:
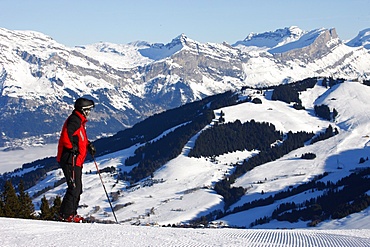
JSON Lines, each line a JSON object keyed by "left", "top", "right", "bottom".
{"left": 56, "top": 97, "right": 96, "bottom": 222}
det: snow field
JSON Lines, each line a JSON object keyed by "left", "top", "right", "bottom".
{"left": 1, "top": 218, "right": 370, "bottom": 247}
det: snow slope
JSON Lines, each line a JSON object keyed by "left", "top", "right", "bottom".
{"left": 1, "top": 217, "right": 370, "bottom": 247}
{"left": 2, "top": 80, "right": 370, "bottom": 232}
{"left": 222, "top": 81, "right": 370, "bottom": 228}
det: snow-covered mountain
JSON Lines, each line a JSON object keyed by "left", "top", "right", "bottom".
{"left": 233, "top": 26, "right": 305, "bottom": 49}
{"left": 2, "top": 78, "right": 370, "bottom": 230}
{"left": 346, "top": 28, "right": 370, "bottom": 49}
{"left": 1, "top": 26, "right": 370, "bottom": 147}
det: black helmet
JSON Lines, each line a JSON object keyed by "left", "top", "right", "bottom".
{"left": 74, "top": 97, "right": 94, "bottom": 116}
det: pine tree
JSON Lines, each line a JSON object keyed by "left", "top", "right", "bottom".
{"left": 51, "top": 196, "right": 62, "bottom": 219}
{"left": 333, "top": 108, "right": 338, "bottom": 120}
{"left": 0, "top": 197, "right": 4, "bottom": 217}
{"left": 17, "top": 180, "right": 35, "bottom": 219}
{"left": 2, "top": 180, "right": 21, "bottom": 218}
{"left": 314, "top": 104, "right": 331, "bottom": 121}
{"left": 39, "top": 195, "right": 52, "bottom": 220}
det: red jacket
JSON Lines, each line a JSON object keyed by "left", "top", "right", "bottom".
{"left": 57, "top": 110, "right": 89, "bottom": 167}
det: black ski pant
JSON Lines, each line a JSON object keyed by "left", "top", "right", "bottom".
{"left": 59, "top": 162, "right": 82, "bottom": 218}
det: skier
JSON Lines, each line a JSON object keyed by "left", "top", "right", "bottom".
{"left": 56, "top": 97, "right": 96, "bottom": 222}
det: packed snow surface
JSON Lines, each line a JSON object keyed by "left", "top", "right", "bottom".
{"left": 1, "top": 217, "right": 370, "bottom": 247}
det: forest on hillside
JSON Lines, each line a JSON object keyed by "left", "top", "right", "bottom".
{"left": 2, "top": 77, "right": 369, "bottom": 227}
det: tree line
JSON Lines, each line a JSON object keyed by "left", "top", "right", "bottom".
{"left": 93, "top": 91, "right": 239, "bottom": 157}
{"left": 253, "top": 167, "right": 370, "bottom": 227}
{"left": 0, "top": 179, "right": 61, "bottom": 220}
{"left": 0, "top": 157, "right": 60, "bottom": 196}
{"left": 270, "top": 77, "right": 318, "bottom": 106}
{"left": 122, "top": 91, "right": 241, "bottom": 183}
{"left": 213, "top": 130, "right": 316, "bottom": 208}
{"left": 126, "top": 110, "right": 215, "bottom": 182}
{"left": 189, "top": 119, "right": 282, "bottom": 158}
{"left": 196, "top": 166, "right": 370, "bottom": 228}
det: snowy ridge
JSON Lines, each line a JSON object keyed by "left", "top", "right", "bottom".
{"left": 233, "top": 26, "right": 305, "bottom": 49}
{"left": 76, "top": 42, "right": 153, "bottom": 69}
{"left": 138, "top": 34, "right": 187, "bottom": 60}
{"left": 346, "top": 28, "right": 370, "bottom": 49}
{"left": 268, "top": 28, "right": 329, "bottom": 54}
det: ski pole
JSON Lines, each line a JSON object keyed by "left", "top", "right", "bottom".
{"left": 92, "top": 155, "right": 119, "bottom": 224}
{"left": 72, "top": 154, "right": 76, "bottom": 188}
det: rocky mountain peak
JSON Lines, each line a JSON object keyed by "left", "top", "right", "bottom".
{"left": 346, "top": 28, "right": 370, "bottom": 49}
{"left": 258, "top": 29, "right": 341, "bottom": 70}
{"left": 171, "top": 33, "right": 189, "bottom": 44}
{"left": 233, "top": 26, "right": 304, "bottom": 48}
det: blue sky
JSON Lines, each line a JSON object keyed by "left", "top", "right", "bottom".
{"left": 1, "top": 0, "right": 369, "bottom": 46}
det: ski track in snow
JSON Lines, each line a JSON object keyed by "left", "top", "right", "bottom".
{"left": 1, "top": 218, "right": 370, "bottom": 247}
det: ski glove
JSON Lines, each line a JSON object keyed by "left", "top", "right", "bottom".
{"left": 71, "top": 145, "right": 79, "bottom": 155}
{"left": 88, "top": 142, "right": 96, "bottom": 156}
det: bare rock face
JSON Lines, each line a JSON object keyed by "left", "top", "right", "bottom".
{"left": 272, "top": 28, "right": 341, "bottom": 62}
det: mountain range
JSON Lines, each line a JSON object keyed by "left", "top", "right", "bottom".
{"left": 2, "top": 25, "right": 370, "bottom": 228}
{"left": 1, "top": 26, "right": 370, "bottom": 148}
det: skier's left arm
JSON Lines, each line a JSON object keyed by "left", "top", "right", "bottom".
{"left": 88, "top": 141, "right": 96, "bottom": 156}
